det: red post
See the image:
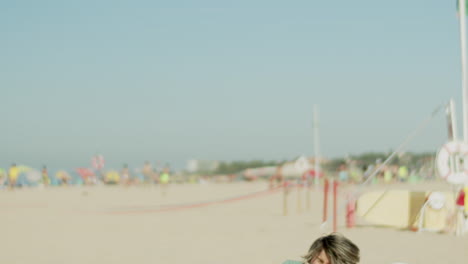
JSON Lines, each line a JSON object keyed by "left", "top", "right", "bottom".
{"left": 323, "top": 178, "right": 329, "bottom": 223}
{"left": 333, "top": 180, "right": 338, "bottom": 232}
{"left": 346, "top": 194, "right": 356, "bottom": 229}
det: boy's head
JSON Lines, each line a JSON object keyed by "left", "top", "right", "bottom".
{"left": 303, "top": 233, "right": 360, "bottom": 264}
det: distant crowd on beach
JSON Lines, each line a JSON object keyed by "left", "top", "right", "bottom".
{"left": 0, "top": 161, "right": 175, "bottom": 189}
{"left": 335, "top": 163, "right": 433, "bottom": 184}
{"left": 0, "top": 155, "right": 438, "bottom": 190}
{"left": 267, "top": 161, "right": 435, "bottom": 189}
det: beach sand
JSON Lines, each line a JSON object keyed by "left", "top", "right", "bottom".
{"left": 0, "top": 181, "right": 466, "bottom": 264}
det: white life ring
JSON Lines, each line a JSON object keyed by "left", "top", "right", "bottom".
{"left": 436, "top": 141, "right": 468, "bottom": 184}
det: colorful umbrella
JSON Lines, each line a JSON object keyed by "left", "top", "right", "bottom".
{"left": 105, "top": 170, "right": 120, "bottom": 184}
{"left": 26, "top": 170, "right": 41, "bottom": 183}
{"left": 55, "top": 170, "right": 71, "bottom": 180}
{"left": 17, "top": 165, "right": 33, "bottom": 174}
{"left": 76, "top": 168, "right": 95, "bottom": 179}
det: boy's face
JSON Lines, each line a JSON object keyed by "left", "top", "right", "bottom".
{"left": 311, "top": 250, "right": 330, "bottom": 264}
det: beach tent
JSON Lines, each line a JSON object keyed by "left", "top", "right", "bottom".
{"left": 356, "top": 190, "right": 455, "bottom": 230}
{"left": 356, "top": 190, "right": 426, "bottom": 228}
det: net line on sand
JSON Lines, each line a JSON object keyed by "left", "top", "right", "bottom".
{"left": 105, "top": 185, "right": 285, "bottom": 215}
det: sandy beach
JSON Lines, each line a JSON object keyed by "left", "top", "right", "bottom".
{"left": 0, "top": 181, "right": 467, "bottom": 264}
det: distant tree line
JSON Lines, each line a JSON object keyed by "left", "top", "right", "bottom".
{"left": 211, "top": 160, "right": 285, "bottom": 175}
{"left": 324, "top": 151, "right": 436, "bottom": 171}
{"left": 196, "top": 152, "right": 436, "bottom": 175}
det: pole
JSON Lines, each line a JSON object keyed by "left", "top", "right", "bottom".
{"left": 346, "top": 194, "right": 356, "bottom": 229}
{"left": 333, "top": 180, "right": 338, "bottom": 232}
{"left": 297, "top": 182, "right": 303, "bottom": 214}
{"left": 447, "top": 99, "right": 459, "bottom": 172}
{"left": 359, "top": 104, "right": 444, "bottom": 187}
{"left": 323, "top": 178, "right": 329, "bottom": 223}
{"left": 313, "top": 105, "right": 321, "bottom": 187}
{"left": 458, "top": 0, "right": 467, "bottom": 236}
{"left": 459, "top": 0, "right": 468, "bottom": 142}
{"left": 283, "top": 181, "right": 289, "bottom": 216}
{"left": 450, "top": 99, "right": 459, "bottom": 140}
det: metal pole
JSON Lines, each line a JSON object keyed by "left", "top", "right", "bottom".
{"left": 283, "top": 181, "right": 288, "bottom": 216}
{"left": 297, "top": 183, "right": 302, "bottom": 214}
{"left": 448, "top": 99, "right": 459, "bottom": 172}
{"left": 450, "top": 99, "right": 459, "bottom": 140}
{"left": 322, "top": 178, "right": 329, "bottom": 223}
{"left": 459, "top": 0, "right": 468, "bottom": 142}
{"left": 458, "top": 1, "right": 467, "bottom": 237}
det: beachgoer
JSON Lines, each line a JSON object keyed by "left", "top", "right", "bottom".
{"left": 269, "top": 166, "right": 283, "bottom": 189}
{"left": 8, "top": 163, "right": 19, "bottom": 188}
{"left": 282, "top": 233, "right": 360, "bottom": 264}
{"left": 152, "top": 168, "right": 160, "bottom": 184}
{"left": 338, "top": 164, "right": 349, "bottom": 183}
{"left": 159, "top": 169, "right": 170, "bottom": 184}
{"left": 383, "top": 169, "right": 393, "bottom": 183}
{"left": 56, "top": 171, "right": 70, "bottom": 185}
{"left": 349, "top": 169, "right": 362, "bottom": 183}
{"left": 159, "top": 166, "right": 170, "bottom": 195}
{"left": 42, "top": 165, "right": 50, "bottom": 186}
{"left": 398, "top": 166, "right": 408, "bottom": 182}
{"left": 121, "top": 164, "right": 130, "bottom": 186}
{"left": 142, "top": 161, "right": 153, "bottom": 184}
{"left": 0, "top": 168, "right": 6, "bottom": 187}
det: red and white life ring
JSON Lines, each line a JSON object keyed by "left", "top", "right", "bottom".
{"left": 92, "top": 155, "right": 105, "bottom": 171}
{"left": 436, "top": 141, "right": 468, "bottom": 184}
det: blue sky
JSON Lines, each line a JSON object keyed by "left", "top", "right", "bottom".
{"left": 1, "top": 1, "right": 463, "bottom": 170}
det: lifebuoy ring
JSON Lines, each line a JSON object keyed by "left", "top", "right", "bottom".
{"left": 436, "top": 141, "right": 468, "bottom": 184}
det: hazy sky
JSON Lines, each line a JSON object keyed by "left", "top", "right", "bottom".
{"left": 1, "top": 1, "right": 464, "bottom": 170}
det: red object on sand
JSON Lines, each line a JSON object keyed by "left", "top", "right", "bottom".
{"left": 302, "top": 169, "right": 324, "bottom": 181}
{"left": 456, "top": 190, "right": 465, "bottom": 206}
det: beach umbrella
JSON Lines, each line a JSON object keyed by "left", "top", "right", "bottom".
{"left": 55, "top": 170, "right": 71, "bottom": 182}
{"left": 105, "top": 170, "right": 120, "bottom": 184}
{"left": 25, "top": 170, "right": 41, "bottom": 183}
{"left": 14, "top": 166, "right": 34, "bottom": 186}
{"left": 17, "top": 165, "right": 33, "bottom": 174}
{"left": 76, "top": 168, "right": 95, "bottom": 180}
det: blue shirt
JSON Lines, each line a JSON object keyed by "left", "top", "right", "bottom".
{"left": 282, "top": 260, "right": 303, "bottom": 264}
